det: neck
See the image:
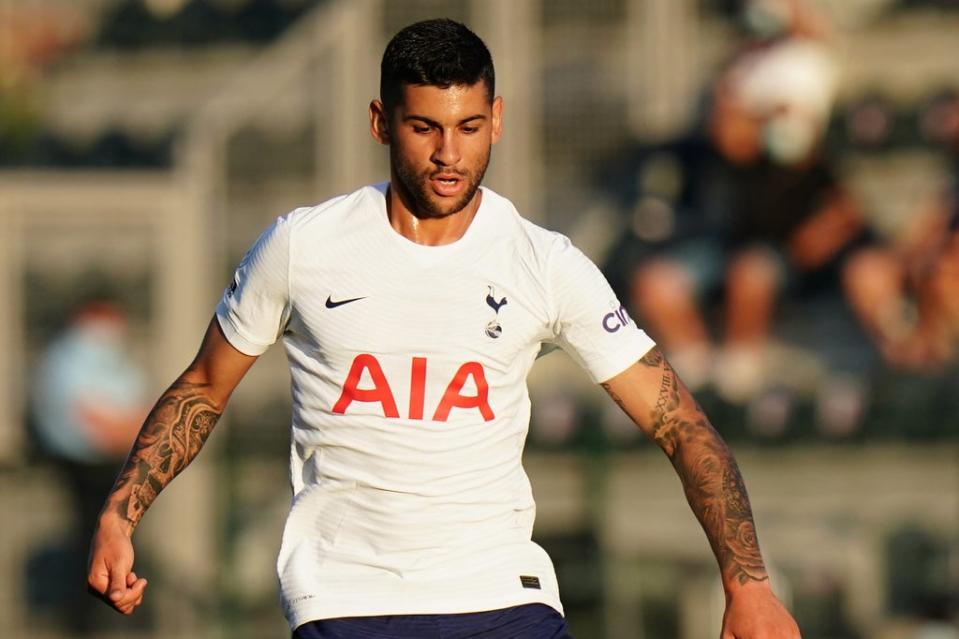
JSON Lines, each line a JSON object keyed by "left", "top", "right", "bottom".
{"left": 386, "top": 181, "right": 483, "bottom": 246}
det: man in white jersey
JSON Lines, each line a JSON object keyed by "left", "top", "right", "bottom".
{"left": 88, "top": 18, "right": 801, "bottom": 638}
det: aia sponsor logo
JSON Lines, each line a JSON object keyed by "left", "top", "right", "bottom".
{"left": 602, "top": 303, "right": 633, "bottom": 333}
{"left": 332, "top": 354, "right": 494, "bottom": 422}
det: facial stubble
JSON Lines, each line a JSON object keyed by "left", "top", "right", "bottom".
{"left": 390, "top": 143, "right": 491, "bottom": 220}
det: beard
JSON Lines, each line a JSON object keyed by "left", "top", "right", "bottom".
{"left": 390, "top": 145, "right": 491, "bottom": 220}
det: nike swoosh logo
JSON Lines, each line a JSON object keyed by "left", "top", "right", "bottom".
{"left": 325, "top": 295, "right": 366, "bottom": 309}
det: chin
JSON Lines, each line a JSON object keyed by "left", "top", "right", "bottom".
{"left": 430, "top": 198, "right": 471, "bottom": 218}
{"left": 414, "top": 187, "right": 476, "bottom": 219}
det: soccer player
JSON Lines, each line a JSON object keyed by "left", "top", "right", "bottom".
{"left": 87, "top": 18, "right": 801, "bottom": 638}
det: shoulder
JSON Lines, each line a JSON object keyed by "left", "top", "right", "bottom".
{"left": 480, "top": 186, "right": 573, "bottom": 266}
{"left": 282, "top": 183, "right": 385, "bottom": 233}
{"left": 515, "top": 216, "right": 590, "bottom": 282}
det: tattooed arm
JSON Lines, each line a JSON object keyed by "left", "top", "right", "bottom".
{"left": 602, "top": 347, "right": 800, "bottom": 638}
{"left": 87, "top": 317, "right": 257, "bottom": 615}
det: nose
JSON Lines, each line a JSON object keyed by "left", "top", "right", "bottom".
{"left": 431, "top": 128, "right": 461, "bottom": 167}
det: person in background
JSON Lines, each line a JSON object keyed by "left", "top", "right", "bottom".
{"left": 739, "top": 0, "right": 831, "bottom": 43}
{"left": 844, "top": 92, "right": 959, "bottom": 371}
{"left": 626, "top": 32, "right": 869, "bottom": 402}
{"left": 609, "top": 0, "right": 891, "bottom": 411}
{"left": 31, "top": 300, "right": 148, "bottom": 635}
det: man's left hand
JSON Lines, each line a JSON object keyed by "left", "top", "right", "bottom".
{"left": 721, "top": 581, "right": 801, "bottom": 639}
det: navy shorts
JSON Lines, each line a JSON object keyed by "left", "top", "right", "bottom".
{"left": 292, "top": 603, "right": 574, "bottom": 638}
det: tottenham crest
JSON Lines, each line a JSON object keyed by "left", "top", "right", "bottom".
{"left": 485, "top": 285, "right": 508, "bottom": 339}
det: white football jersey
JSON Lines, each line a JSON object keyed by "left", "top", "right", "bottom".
{"left": 216, "top": 183, "right": 655, "bottom": 629}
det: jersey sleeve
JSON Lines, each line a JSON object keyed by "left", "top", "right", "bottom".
{"left": 546, "top": 234, "right": 656, "bottom": 383}
{"left": 215, "top": 215, "right": 292, "bottom": 356}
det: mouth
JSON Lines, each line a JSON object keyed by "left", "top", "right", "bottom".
{"left": 429, "top": 173, "right": 465, "bottom": 197}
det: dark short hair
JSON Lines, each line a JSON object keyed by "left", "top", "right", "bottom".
{"left": 380, "top": 18, "right": 495, "bottom": 113}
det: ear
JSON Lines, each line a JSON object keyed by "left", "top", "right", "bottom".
{"left": 490, "top": 96, "right": 504, "bottom": 145}
{"left": 369, "top": 100, "right": 390, "bottom": 145}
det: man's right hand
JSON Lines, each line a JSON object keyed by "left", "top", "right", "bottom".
{"left": 87, "top": 517, "right": 148, "bottom": 615}
{"left": 84, "top": 318, "right": 255, "bottom": 615}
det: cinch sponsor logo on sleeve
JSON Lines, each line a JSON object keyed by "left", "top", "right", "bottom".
{"left": 602, "top": 303, "right": 633, "bottom": 333}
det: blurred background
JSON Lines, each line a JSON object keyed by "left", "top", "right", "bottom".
{"left": 0, "top": 0, "right": 957, "bottom": 637}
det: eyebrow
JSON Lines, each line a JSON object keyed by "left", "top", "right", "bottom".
{"left": 402, "top": 114, "right": 487, "bottom": 127}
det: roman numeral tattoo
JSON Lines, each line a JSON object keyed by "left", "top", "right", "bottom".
{"left": 603, "top": 347, "right": 768, "bottom": 586}
{"left": 107, "top": 380, "right": 223, "bottom": 530}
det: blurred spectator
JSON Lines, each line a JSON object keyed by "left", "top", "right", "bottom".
{"left": 30, "top": 300, "right": 149, "bottom": 634}
{"left": 842, "top": 91, "right": 900, "bottom": 151}
{"left": 843, "top": 211, "right": 958, "bottom": 371}
{"left": 601, "top": 0, "right": 918, "bottom": 442}
{"left": 917, "top": 93, "right": 959, "bottom": 360}
{"left": 0, "top": 2, "right": 88, "bottom": 88}
{"left": 612, "top": 26, "right": 868, "bottom": 402}
{"left": 918, "top": 89, "right": 959, "bottom": 147}
{"left": 0, "top": 2, "right": 88, "bottom": 164}
{"left": 739, "top": 0, "right": 832, "bottom": 41}
{"left": 845, "top": 93, "right": 959, "bottom": 371}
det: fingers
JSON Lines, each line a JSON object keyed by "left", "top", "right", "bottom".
{"left": 116, "top": 579, "right": 148, "bottom": 614}
{"left": 110, "top": 573, "right": 148, "bottom": 615}
{"left": 87, "top": 556, "right": 147, "bottom": 615}
{"left": 111, "top": 573, "right": 148, "bottom": 615}
{"left": 107, "top": 560, "right": 129, "bottom": 603}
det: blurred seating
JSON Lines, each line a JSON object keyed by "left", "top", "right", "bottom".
{"left": 96, "top": 0, "right": 325, "bottom": 49}
{"left": 0, "top": 123, "right": 174, "bottom": 167}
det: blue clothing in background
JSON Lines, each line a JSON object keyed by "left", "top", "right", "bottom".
{"left": 32, "top": 323, "right": 146, "bottom": 463}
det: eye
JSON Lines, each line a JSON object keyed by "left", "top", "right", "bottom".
{"left": 412, "top": 125, "right": 432, "bottom": 134}
{"left": 461, "top": 125, "right": 479, "bottom": 134}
